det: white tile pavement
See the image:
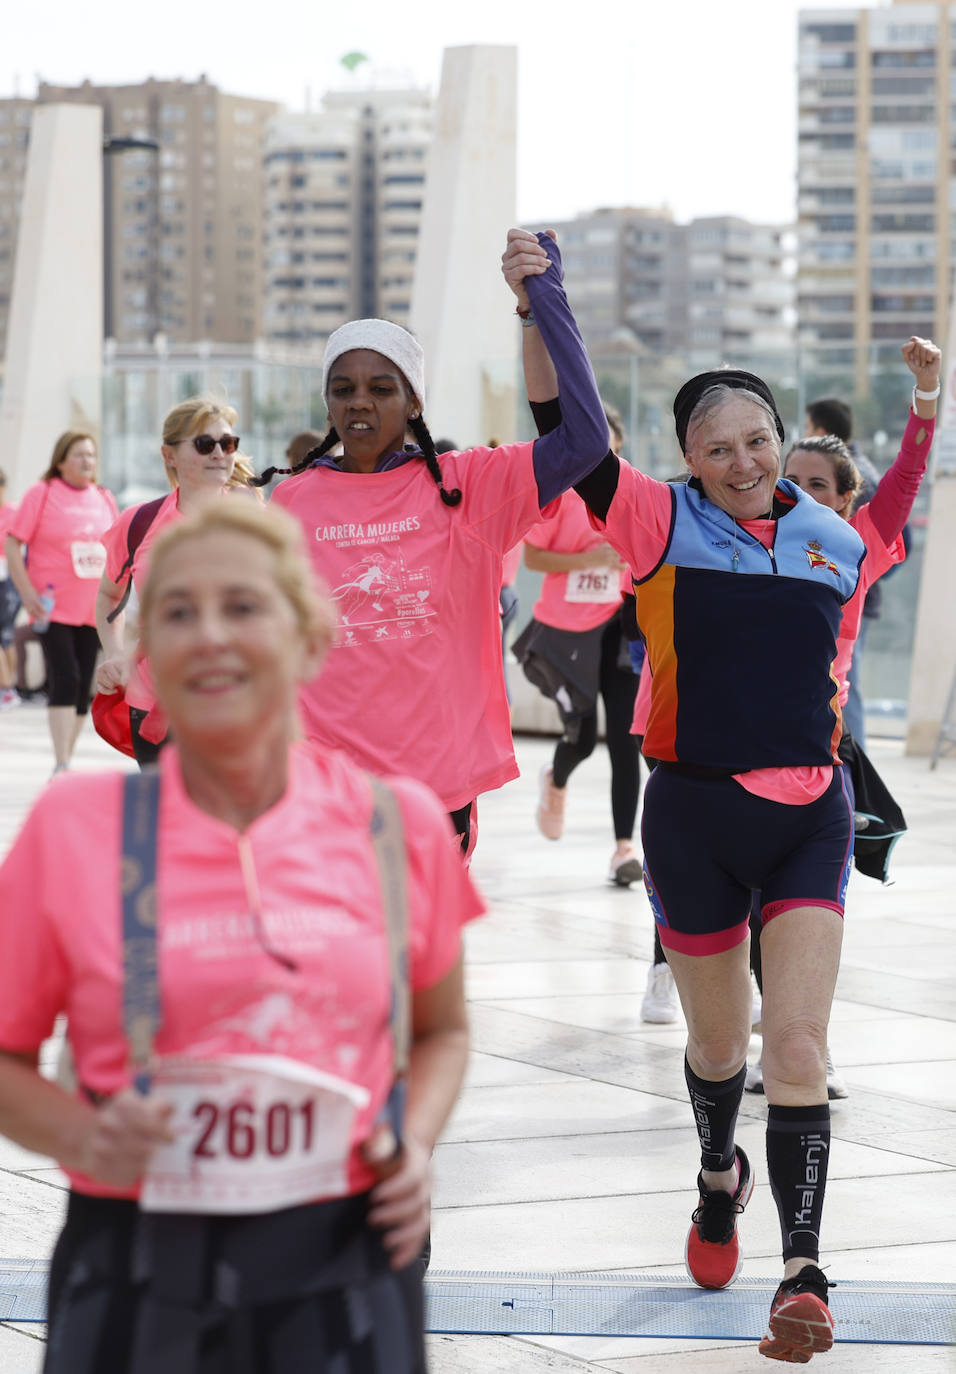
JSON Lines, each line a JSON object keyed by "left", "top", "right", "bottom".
{"left": 1, "top": 708, "right": 954, "bottom": 1369}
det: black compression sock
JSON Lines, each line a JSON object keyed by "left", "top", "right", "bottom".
{"left": 767, "top": 1103, "right": 831, "bottom": 1262}
{"left": 684, "top": 1056, "right": 747, "bottom": 1173}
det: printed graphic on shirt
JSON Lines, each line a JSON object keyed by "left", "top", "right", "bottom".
{"left": 326, "top": 544, "right": 436, "bottom": 646}
{"left": 805, "top": 541, "right": 841, "bottom": 577}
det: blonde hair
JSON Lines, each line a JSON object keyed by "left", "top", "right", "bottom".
{"left": 139, "top": 500, "right": 335, "bottom": 655}
{"left": 161, "top": 396, "right": 258, "bottom": 496}
{"left": 40, "top": 431, "right": 99, "bottom": 483}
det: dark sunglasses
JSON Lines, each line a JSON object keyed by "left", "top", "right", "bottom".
{"left": 190, "top": 434, "right": 240, "bottom": 456}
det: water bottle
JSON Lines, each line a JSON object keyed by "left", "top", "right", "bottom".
{"left": 34, "top": 584, "right": 55, "bottom": 635}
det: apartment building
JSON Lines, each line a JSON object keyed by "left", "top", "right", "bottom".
{"left": 263, "top": 88, "right": 431, "bottom": 348}
{"left": 797, "top": 0, "right": 954, "bottom": 395}
{"left": 542, "top": 207, "right": 793, "bottom": 365}
{"left": 0, "top": 77, "right": 278, "bottom": 352}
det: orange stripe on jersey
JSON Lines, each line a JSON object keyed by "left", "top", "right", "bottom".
{"left": 636, "top": 565, "right": 679, "bottom": 762}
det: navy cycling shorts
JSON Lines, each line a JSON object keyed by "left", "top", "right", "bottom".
{"left": 641, "top": 766, "right": 854, "bottom": 955}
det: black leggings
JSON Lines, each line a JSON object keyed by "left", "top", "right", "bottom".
{"left": 551, "top": 615, "right": 641, "bottom": 840}
{"left": 40, "top": 622, "right": 100, "bottom": 713}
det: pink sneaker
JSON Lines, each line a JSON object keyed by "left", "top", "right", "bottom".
{"left": 536, "top": 766, "right": 566, "bottom": 840}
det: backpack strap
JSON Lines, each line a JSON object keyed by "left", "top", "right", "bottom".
{"left": 106, "top": 496, "right": 166, "bottom": 624}
{"left": 121, "top": 769, "right": 162, "bottom": 1093}
{"left": 367, "top": 778, "right": 410, "bottom": 1142}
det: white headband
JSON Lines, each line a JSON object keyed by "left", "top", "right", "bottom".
{"left": 322, "top": 319, "right": 426, "bottom": 412}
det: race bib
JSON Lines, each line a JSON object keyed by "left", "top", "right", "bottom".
{"left": 565, "top": 567, "right": 620, "bottom": 604}
{"left": 71, "top": 540, "right": 107, "bottom": 579}
{"left": 140, "top": 1055, "right": 370, "bottom": 1215}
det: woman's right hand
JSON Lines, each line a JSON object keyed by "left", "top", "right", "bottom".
{"left": 96, "top": 656, "right": 130, "bottom": 694}
{"left": 501, "top": 227, "right": 554, "bottom": 312}
{"left": 75, "top": 1088, "right": 175, "bottom": 1188}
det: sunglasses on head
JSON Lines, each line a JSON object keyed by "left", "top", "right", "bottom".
{"left": 190, "top": 434, "right": 240, "bottom": 456}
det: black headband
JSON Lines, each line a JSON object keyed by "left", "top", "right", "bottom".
{"left": 673, "top": 369, "right": 785, "bottom": 452}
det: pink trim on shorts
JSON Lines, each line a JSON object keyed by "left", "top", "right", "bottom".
{"left": 761, "top": 897, "right": 845, "bottom": 925}
{"left": 658, "top": 917, "right": 751, "bottom": 957}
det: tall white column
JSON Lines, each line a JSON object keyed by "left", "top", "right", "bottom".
{"left": 0, "top": 104, "right": 103, "bottom": 499}
{"left": 410, "top": 46, "right": 517, "bottom": 447}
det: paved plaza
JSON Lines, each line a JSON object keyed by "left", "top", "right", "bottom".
{"left": 0, "top": 704, "right": 954, "bottom": 1371}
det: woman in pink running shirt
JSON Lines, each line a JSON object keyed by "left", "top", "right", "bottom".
{"left": 5, "top": 431, "right": 118, "bottom": 772}
{"left": 258, "top": 229, "right": 609, "bottom": 856}
{"left": 95, "top": 396, "right": 256, "bottom": 766}
{"left": 0, "top": 501, "right": 482, "bottom": 1374}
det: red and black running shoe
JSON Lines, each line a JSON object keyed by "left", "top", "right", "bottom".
{"left": 684, "top": 1144, "right": 754, "bottom": 1289}
{"left": 759, "top": 1263, "right": 835, "bottom": 1362}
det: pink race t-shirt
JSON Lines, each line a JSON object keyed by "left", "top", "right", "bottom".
{"left": 10, "top": 479, "right": 118, "bottom": 626}
{"left": 272, "top": 444, "right": 553, "bottom": 810}
{"left": 0, "top": 743, "right": 484, "bottom": 1200}
{"left": 526, "top": 490, "right": 628, "bottom": 632}
{"left": 101, "top": 492, "right": 182, "bottom": 712}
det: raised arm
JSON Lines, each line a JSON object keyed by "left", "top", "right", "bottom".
{"left": 500, "top": 229, "right": 610, "bottom": 506}
{"left": 865, "top": 336, "right": 940, "bottom": 545}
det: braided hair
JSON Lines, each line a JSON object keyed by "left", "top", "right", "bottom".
{"left": 252, "top": 415, "right": 462, "bottom": 507}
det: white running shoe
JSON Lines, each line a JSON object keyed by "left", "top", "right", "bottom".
{"left": 0, "top": 689, "right": 21, "bottom": 712}
{"left": 535, "top": 766, "right": 566, "bottom": 840}
{"left": 826, "top": 1047, "right": 848, "bottom": 1100}
{"left": 641, "top": 962, "right": 678, "bottom": 1023}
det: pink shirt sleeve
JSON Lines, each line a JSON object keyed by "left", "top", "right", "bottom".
{"left": 0, "top": 787, "right": 74, "bottom": 1051}
{"left": 101, "top": 505, "right": 138, "bottom": 584}
{"left": 587, "top": 460, "right": 676, "bottom": 580}
{"left": 8, "top": 483, "right": 45, "bottom": 544}
{"left": 863, "top": 409, "right": 933, "bottom": 546}
{"left": 447, "top": 442, "right": 556, "bottom": 555}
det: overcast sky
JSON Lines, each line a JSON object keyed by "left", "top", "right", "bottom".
{"left": 7, "top": 0, "right": 879, "bottom": 226}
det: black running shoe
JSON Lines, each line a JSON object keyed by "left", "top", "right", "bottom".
{"left": 759, "top": 1263, "right": 835, "bottom": 1362}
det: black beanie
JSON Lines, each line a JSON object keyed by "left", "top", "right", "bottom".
{"left": 673, "top": 369, "right": 785, "bottom": 452}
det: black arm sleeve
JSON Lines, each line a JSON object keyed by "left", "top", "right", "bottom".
{"left": 529, "top": 397, "right": 619, "bottom": 520}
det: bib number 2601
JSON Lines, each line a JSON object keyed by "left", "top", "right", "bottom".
{"left": 192, "top": 1098, "right": 315, "bottom": 1160}
{"left": 140, "top": 1054, "right": 370, "bottom": 1215}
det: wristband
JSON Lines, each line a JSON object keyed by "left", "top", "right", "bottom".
{"left": 515, "top": 304, "right": 535, "bottom": 327}
{"left": 913, "top": 382, "right": 940, "bottom": 404}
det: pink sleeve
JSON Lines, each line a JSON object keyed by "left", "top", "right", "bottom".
{"left": 389, "top": 777, "right": 486, "bottom": 991}
{"left": 449, "top": 442, "right": 552, "bottom": 555}
{"left": 8, "top": 483, "right": 44, "bottom": 544}
{"left": 101, "top": 506, "right": 137, "bottom": 583}
{"left": 0, "top": 795, "right": 71, "bottom": 1051}
{"left": 590, "top": 461, "right": 676, "bottom": 581}
{"left": 864, "top": 409, "right": 933, "bottom": 546}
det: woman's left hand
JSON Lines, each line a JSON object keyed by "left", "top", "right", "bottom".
{"left": 902, "top": 335, "right": 941, "bottom": 390}
{"left": 363, "top": 1125, "right": 432, "bottom": 1271}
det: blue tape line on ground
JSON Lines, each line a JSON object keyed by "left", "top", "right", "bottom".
{"left": 2, "top": 1262, "right": 954, "bottom": 1345}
